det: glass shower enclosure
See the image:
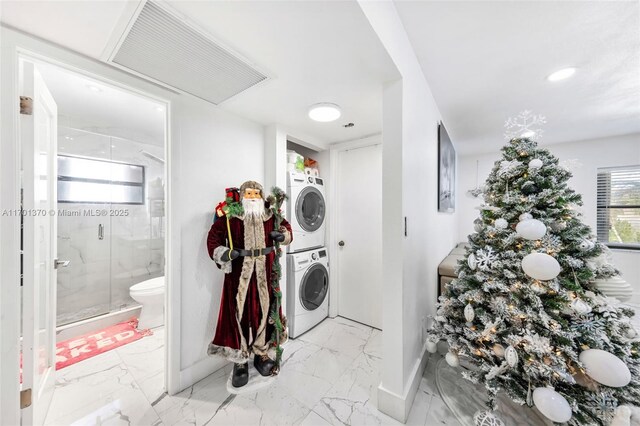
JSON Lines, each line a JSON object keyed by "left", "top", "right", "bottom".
{"left": 56, "top": 126, "right": 164, "bottom": 326}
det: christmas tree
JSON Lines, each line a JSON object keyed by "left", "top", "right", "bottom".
{"left": 429, "top": 137, "right": 639, "bottom": 425}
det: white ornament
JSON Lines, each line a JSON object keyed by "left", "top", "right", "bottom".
{"left": 578, "top": 239, "right": 595, "bottom": 252}
{"left": 518, "top": 212, "right": 533, "bottom": 221}
{"left": 426, "top": 339, "right": 438, "bottom": 354}
{"left": 625, "top": 327, "right": 638, "bottom": 339}
{"left": 494, "top": 218, "right": 508, "bottom": 229}
{"left": 521, "top": 252, "right": 561, "bottom": 281}
{"left": 532, "top": 387, "right": 572, "bottom": 423}
{"left": 492, "top": 344, "right": 505, "bottom": 358}
{"left": 528, "top": 158, "right": 543, "bottom": 170}
{"left": 474, "top": 218, "right": 483, "bottom": 232}
{"left": 464, "top": 304, "right": 475, "bottom": 322}
{"left": 515, "top": 219, "right": 546, "bottom": 240}
{"left": 505, "top": 345, "right": 518, "bottom": 367}
{"left": 445, "top": 352, "right": 460, "bottom": 367}
{"left": 474, "top": 411, "right": 505, "bottom": 426}
{"left": 579, "top": 349, "right": 631, "bottom": 388}
{"left": 592, "top": 276, "right": 633, "bottom": 302}
{"left": 550, "top": 221, "right": 567, "bottom": 231}
{"left": 570, "top": 298, "right": 592, "bottom": 315}
{"left": 468, "top": 254, "right": 477, "bottom": 270}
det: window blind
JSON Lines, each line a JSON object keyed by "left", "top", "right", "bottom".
{"left": 597, "top": 165, "right": 640, "bottom": 249}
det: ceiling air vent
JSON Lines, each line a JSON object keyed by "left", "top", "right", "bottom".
{"left": 110, "top": 1, "right": 268, "bottom": 104}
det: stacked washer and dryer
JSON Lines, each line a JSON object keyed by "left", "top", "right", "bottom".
{"left": 286, "top": 171, "right": 329, "bottom": 338}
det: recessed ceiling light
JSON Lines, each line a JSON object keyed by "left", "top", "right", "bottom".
{"left": 64, "top": 136, "right": 73, "bottom": 140}
{"left": 308, "top": 103, "right": 341, "bottom": 122}
{"left": 86, "top": 84, "right": 102, "bottom": 92}
{"left": 155, "top": 106, "right": 164, "bottom": 112}
{"left": 520, "top": 130, "right": 535, "bottom": 138}
{"left": 547, "top": 67, "right": 576, "bottom": 82}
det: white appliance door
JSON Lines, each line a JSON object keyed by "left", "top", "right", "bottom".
{"left": 337, "top": 144, "right": 382, "bottom": 329}
{"left": 20, "top": 60, "right": 58, "bottom": 425}
{"left": 295, "top": 185, "right": 325, "bottom": 232}
{"left": 299, "top": 263, "right": 329, "bottom": 311}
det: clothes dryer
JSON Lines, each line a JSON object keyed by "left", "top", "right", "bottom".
{"left": 287, "top": 172, "right": 326, "bottom": 253}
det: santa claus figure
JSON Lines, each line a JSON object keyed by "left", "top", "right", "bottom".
{"left": 206, "top": 180, "right": 292, "bottom": 387}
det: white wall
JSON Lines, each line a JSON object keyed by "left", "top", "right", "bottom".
{"left": 176, "top": 95, "right": 265, "bottom": 372}
{"left": 458, "top": 133, "right": 640, "bottom": 304}
{"left": 359, "top": 2, "right": 458, "bottom": 421}
{"left": 0, "top": 26, "right": 267, "bottom": 418}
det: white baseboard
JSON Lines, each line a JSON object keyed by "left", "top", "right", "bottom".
{"left": 177, "top": 356, "right": 227, "bottom": 394}
{"left": 377, "top": 340, "right": 429, "bottom": 422}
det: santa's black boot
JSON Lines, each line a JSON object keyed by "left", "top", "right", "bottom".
{"left": 232, "top": 362, "right": 249, "bottom": 387}
{"left": 253, "top": 354, "right": 275, "bottom": 377}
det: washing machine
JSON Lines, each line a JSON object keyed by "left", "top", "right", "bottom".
{"left": 287, "top": 171, "right": 326, "bottom": 253}
{"left": 287, "top": 247, "right": 329, "bottom": 338}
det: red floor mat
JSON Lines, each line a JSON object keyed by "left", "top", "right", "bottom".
{"left": 55, "top": 318, "right": 152, "bottom": 370}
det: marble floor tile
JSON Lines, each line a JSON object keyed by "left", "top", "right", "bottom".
{"left": 283, "top": 338, "right": 357, "bottom": 384}
{"left": 45, "top": 351, "right": 138, "bottom": 424}
{"left": 153, "top": 364, "right": 231, "bottom": 425}
{"left": 44, "top": 316, "right": 468, "bottom": 426}
{"left": 46, "top": 386, "right": 162, "bottom": 426}
{"left": 115, "top": 327, "right": 165, "bottom": 384}
{"left": 298, "top": 317, "right": 371, "bottom": 358}
{"left": 208, "top": 383, "right": 310, "bottom": 426}
{"left": 301, "top": 410, "right": 333, "bottom": 426}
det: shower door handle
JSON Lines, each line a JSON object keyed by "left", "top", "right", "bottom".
{"left": 54, "top": 259, "right": 70, "bottom": 269}
{"left": 98, "top": 223, "right": 104, "bottom": 240}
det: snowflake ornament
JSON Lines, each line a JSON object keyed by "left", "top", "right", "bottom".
{"left": 475, "top": 247, "right": 498, "bottom": 271}
{"left": 586, "top": 391, "right": 618, "bottom": 423}
{"left": 497, "top": 160, "right": 523, "bottom": 178}
{"left": 504, "top": 110, "right": 546, "bottom": 141}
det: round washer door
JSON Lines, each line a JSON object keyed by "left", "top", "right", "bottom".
{"left": 299, "top": 263, "right": 328, "bottom": 311}
{"left": 296, "top": 186, "right": 325, "bottom": 232}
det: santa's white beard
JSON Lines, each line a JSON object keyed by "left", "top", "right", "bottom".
{"left": 242, "top": 198, "right": 265, "bottom": 218}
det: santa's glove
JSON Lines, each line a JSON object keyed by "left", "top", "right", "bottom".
{"left": 221, "top": 248, "right": 240, "bottom": 262}
{"left": 269, "top": 230, "right": 285, "bottom": 243}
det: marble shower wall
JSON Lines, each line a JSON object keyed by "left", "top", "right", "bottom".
{"left": 57, "top": 127, "right": 165, "bottom": 326}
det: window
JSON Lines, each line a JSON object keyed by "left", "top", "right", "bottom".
{"left": 58, "top": 155, "right": 145, "bottom": 204}
{"left": 597, "top": 165, "right": 640, "bottom": 249}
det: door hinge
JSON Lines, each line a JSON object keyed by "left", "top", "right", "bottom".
{"left": 20, "top": 96, "right": 33, "bottom": 115}
{"left": 20, "top": 388, "right": 32, "bottom": 409}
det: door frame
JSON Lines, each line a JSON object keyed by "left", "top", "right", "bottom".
{"left": 0, "top": 33, "right": 176, "bottom": 423}
{"left": 328, "top": 133, "right": 382, "bottom": 319}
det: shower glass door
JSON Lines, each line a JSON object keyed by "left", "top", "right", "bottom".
{"left": 57, "top": 128, "right": 112, "bottom": 325}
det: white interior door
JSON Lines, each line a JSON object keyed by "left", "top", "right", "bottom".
{"left": 336, "top": 144, "right": 382, "bottom": 329}
{"left": 20, "top": 60, "right": 58, "bottom": 425}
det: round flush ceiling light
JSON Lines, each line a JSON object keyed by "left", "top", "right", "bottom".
{"left": 308, "top": 103, "right": 341, "bottom": 122}
{"left": 547, "top": 67, "right": 576, "bottom": 82}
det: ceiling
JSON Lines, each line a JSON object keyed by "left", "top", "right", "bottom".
{"left": 395, "top": 0, "right": 640, "bottom": 154}
{"left": 36, "top": 60, "right": 165, "bottom": 147}
{"left": 1, "top": 1, "right": 399, "bottom": 146}
{"left": 3, "top": 1, "right": 637, "bottom": 153}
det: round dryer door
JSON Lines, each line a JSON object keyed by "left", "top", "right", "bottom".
{"left": 296, "top": 186, "right": 325, "bottom": 232}
{"left": 299, "top": 263, "right": 328, "bottom": 311}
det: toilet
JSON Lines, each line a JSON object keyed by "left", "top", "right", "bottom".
{"left": 129, "top": 276, "right": 165, "bottom": 329}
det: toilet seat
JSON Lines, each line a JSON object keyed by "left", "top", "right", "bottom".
{"left": 130, "top": 277, "right": 164, "bottom": 296}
